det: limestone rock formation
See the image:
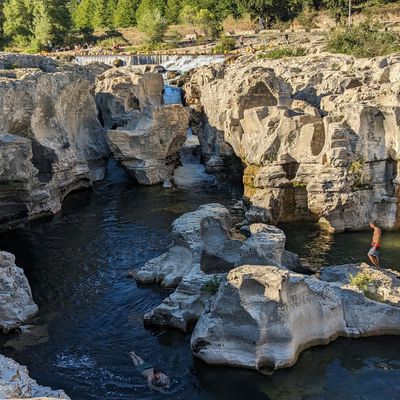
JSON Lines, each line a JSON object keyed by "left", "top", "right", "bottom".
{"left": 184, "top": 54, "right": 400, "bottom": 232}
{"left": 107, "top": 105, "right": 189, "bottom": 185}
{"left": 137, "top": 203, "right": 241, "bottom": 331}
{"left": 191, "top": 263, "right": 400, "bottom": 373}
{"left": 97, "top": 66, "right": 190, "bottom": 185}
{"left": 0, "top": 354, "right": 70, "bottom": 399}
{"left": 0, "top": 55, "right": 109, "bottom": 230}
{"left": 136, "top": 204, "right": 301, "bottom": 331}
{"left": 0, "top": 251, "right": 38, "bottom": 333}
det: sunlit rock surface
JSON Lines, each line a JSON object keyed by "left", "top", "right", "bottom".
{"left": 191, "top": 263, "right": 400, "bottom": 373}
{"left": 0, "top": 354, "right": 70, "bottom": 399}
{"left": 185, "top": 54, "right": 400, "bottom": 232}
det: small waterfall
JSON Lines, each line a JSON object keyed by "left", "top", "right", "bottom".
{"left": 173, "top": 129, "right": 214, "bottom": 188}
{"left": 163, "top": 85, "right": 182, "bottom": 105}
{"left": 74, "top": 54, "right": 225, "bottom": 73}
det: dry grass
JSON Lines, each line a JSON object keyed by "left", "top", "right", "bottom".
{"left": 222, "top": 14, "right": 257, "bottom": 34}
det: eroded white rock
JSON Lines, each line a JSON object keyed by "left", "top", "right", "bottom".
{"left": 191, "top": 263, "right": 400, "bottom": 373}
{"left": 0, "top": 354, "right": 70, "bottom": 399}
{"left": 0, "top": 251, "right": 38, "bottom": 333}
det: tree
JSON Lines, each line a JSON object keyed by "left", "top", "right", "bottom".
{"left": 3, "top": 0, "right": 34, "bottom": 46}
{"left": 242, "top": 0, "right": 292, "bottom": 28}
{"left": 136, "top": 0, "right": 165, "bottom": 21}
{"left": 0, "top": 0, "right": 4, "bottom": 38}
{"left": 137, "top": 7, "right": 167, "bottom": 43}
{"left": 180, "top": 5, "right": 221, "bottom": 38}
{"left": 73, "top": 0, "right": 95, "bottom": 29}
{"left": 113, "top": 0, "right": 140, "bottom": 27}
{"left": 165, "top": 0, "right": 181, "bottom": 24}
{"left": 93, "top": 0, "right": 117, "bottom": 28}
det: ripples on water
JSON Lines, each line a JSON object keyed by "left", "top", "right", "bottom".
{"left": 0, "top": 160, "right": 399, "bottom": 400}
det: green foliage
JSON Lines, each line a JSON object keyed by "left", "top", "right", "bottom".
{"left": 137, "top": 7, "right": 167, "bottom": 44}
{"left": 3, "top": 0, "right": 71, "bottom": 49}
{"left": 136, "top": 0, "right": 165, "bottom": 21}
{"left": 165, "top": 0, "right": 182, "bottom": 23}
{"left": 213, "top": 34, "right": 236, "bottom": 53}
{"left": 180, "top": 5, "right": 221, "bottom": 38}
{"left": 349, "top": 271, "right": 382, "bottom": 301}
{"left": 113, "top": 0, "right": 139, "bottom": 27}
{"left": 92, "top": 0, "right": 118, "bottom": 28}
{"left": 258, "top": 46, "right": 306, "bottom": 59}
{"left": 3, "top": 0, "right": 34, "bottom": 47}
{"left": 327, "top": 21, "right": 400, "bottom": 58}
{"left": 349, "top": 271, "right": 373, "bottom": 290}
{"left": 292, "top": 181, "right": 308, "bottom": 188}
{"left": 243, "top": 0, "right": 297, "bottom": 26}
{"left": 202, "top": 276, "right": 223, "bottom": 296}
{"left": 349, "top": 156, "right": 372, "bottom": 189}
{"left": 73, "top": 0, "right": 95, "bottom": 29}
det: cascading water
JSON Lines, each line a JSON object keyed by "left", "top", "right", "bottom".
{"left": 173, "top": 129, "right": 215, "bottom": 188}
{"left": 74, "top": 54, "right": 225, "bottom": 73}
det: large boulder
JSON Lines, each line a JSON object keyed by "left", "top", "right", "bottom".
{"left": 95, "top": 66, "right": 164, "bottom": 130}
{"left": 0, "top": 354, "right": 70, "bottom": 399}
{"left": 107, "top": 105, "right": 189, "bottom": 185}
{"left": 137, "top": 203, "right": 242, "bottom": 331}
{"left": 185, "top": 54, "right": 400, "bottom": 232}
{"left": 0, "top": 251, "right": 38, "bottom": 333}
{"left": 97, "top": 66, "right": 190, "bottom": 185}
{"left": 136, "top": 204, "right": 302, "bottom": 331}
{"left": 191, "top": 263, "right": 400, "bottom": 373}
{"left": 0, "top": 55, "right": 109, "bottom": 230}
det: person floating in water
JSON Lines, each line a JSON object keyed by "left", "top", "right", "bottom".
{"left": 129, "top": 351, "right": 170, "bottom": 392}
{"left": 368, "top": 221, "right": 381, "bottom": 268}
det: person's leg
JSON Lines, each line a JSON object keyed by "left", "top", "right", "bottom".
{"left": 368, "top": 254, "right": 375, "bottom": 265}
{"left": 129, "top": 352, "right": 144, "bottom": 366}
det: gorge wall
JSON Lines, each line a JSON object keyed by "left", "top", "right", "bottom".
{"left": 0, "top": 54, "right": 109, "bottom": 230}
{"left": 184, "top": 53, "right": 400, "bottom": 232}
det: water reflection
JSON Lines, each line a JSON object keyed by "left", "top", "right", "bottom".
{"left": 281, "top": 221, "right": 400, "bottom": 272}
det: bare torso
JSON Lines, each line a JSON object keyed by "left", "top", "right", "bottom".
{"left": 372, "top": 227, "right": 382, "bottom": 245}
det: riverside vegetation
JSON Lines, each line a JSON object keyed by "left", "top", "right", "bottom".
{"left": 0, "top": 0, "right": 399, "bottom": 56}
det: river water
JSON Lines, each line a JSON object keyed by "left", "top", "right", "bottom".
{"left": 0, "top": 160, "right": 399, "bottom": 400}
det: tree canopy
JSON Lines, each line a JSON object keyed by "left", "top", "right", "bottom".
{"left": 0, "top": 0, "right": 398, "bottom": 49}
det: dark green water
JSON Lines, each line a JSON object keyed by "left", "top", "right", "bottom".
{"left": 0, "top": 160, "right": 399, "bottom": 400}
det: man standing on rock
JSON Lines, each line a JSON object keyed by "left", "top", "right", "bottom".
{"left": 368, "top": 221, "right": 381, "bottom": 268}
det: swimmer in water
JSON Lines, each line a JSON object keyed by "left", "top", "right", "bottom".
{"left": 129, "top": 351, "right": 170, "bottom": 392}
